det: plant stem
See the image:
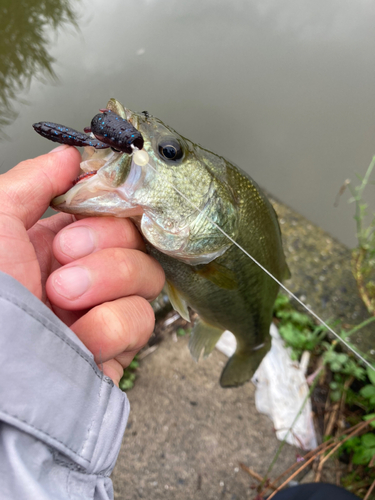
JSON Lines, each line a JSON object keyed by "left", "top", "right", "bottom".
{"left": 343, "top": 315, "right": 375, "bottom": 337}
{"left": 364, "top": 478, "right": 375, "bottom": 500}
{"left": 352, "top": 249, "right": 375, "bottom": 316}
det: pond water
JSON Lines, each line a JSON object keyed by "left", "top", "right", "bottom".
{"left": 1, "top": 0, "right": 375, "bottom": 248}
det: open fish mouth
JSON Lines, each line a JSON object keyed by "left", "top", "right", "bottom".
{"left": 51, "top": 141, "right": 148, "bottom": 218}
{"left": 72, "top": 170, "right": 97, "bottom": 185}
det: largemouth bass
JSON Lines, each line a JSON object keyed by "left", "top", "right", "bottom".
{"left": 47, "top": 98, "right": 290, "bottom": 387}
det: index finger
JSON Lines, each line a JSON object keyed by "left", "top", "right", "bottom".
{"left": 0, "top": 145, "right": 81, "bottom": 230}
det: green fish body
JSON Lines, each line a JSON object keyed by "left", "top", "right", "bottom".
{"left": 51, "top": 99, "right": 290, "bottom": 387}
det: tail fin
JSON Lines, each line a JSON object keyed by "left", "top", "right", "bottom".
{"left": 220, "top": 339, "right": 271, "bottom": 388}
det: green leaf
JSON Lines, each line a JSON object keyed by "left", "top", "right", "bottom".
{"left": 343, "top": 436, "right": 361, "bottom": 452}
{"left": 119, "top": 374, "right": 136, "bottom": 391}
{"left": 331, "top": 391, "right": 341, "bottom": 402}
{"left": 361, "top": 433, "right": 375, "bottom": 448}
{"left": 364, "top": 414, "right": 375, "bottom": 427}
{"left": 360, "top": 385, "right": 375, "bottom": 399}
{"left": 352, "top": 447, "right": 374, "bottom": 465}
{"left": 367, "top": 366, "right": 375, "bottom": 386}
{"left": 274, "top": 294, "right": 290, "bottom": 309}
{"left": 337, "top": 353, "right": 348, "bottom": 363}
{"left": 330, "top": 362, "right": 342, "bottom": 372}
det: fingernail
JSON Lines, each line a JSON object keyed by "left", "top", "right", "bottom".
{"left": 52, "top": 267, "right": 92, "bottom": 299}
{"left": 51, "top": 144, "right": 69, "bottom": 153}
{"left": 59, "top": 226, "right": 96, "bottom": 259}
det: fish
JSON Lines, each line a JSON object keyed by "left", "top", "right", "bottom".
{"left": 46, "top": 98, "right": 290, "bottom": 387}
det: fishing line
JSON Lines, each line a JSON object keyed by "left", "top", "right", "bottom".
{"left": 141, "top": 158, "right": 375, "bottom": 373}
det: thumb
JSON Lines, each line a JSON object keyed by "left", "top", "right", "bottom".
{"left": 0, "top": 145, "right": 81, "bottom": 230}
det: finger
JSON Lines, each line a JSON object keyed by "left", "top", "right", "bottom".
{"left": 101, "top": 359, "right": 125, "bottom": 386}
{"left": 46, "top": 247, "right": 165, "bottom": 310}
{"left": 70, "top": 295, "right": 155, "bottom": 365}
{"left": 52, "top": 217, "right": 145, "bottom": 264}
{"left": 34, "top": 212, "right": 77, "bottom": 235}
{"left": 27, "top": 213, "right": 77, "bottom": 302}
{"left": 0, "top": 146, "right": 81, "bottom": 230}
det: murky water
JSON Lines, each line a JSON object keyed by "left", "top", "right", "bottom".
{"left": 1, "top": 0, "right": 375, "bottom": 248}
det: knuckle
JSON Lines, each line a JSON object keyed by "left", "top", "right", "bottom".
{"left": 138, "top": 299, "right": 156, "bottom": 333}
{"left": 147, "top": 260, "right": 165, "bottom": 300}
{"left": 129, "top": 296, "right": 155, "bottom": 344}
{"left": 94, "top": 303, "right": 127, "bottom": 340}
{"left": 117, "top": 250, "right": 137, "bottom": 282}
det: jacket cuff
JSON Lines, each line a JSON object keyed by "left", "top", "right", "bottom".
{"left": 0, "top": 271, "right": 129, "bottom": 473}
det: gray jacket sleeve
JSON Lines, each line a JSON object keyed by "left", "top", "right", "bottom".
{"left": 0, "top": 271, "right": 130, "bottom": 500}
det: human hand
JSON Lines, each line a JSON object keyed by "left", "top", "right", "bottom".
{"left": 0, "top": 145, "right": 165, "bottom": 384}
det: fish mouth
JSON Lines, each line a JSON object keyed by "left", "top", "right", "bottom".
{"left": 51, "top": 146, "right": 145, "bottom": 218}
{"left": 72, "top": 170, "right": 97, "bottom": 185}
{"left": 51, "top": 100, "right": 147, "bottom": 218}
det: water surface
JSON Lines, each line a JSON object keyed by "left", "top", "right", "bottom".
{"left": 1, "top": 0, "right": 375, "bottom": 248}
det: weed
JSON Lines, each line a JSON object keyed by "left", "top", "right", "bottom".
{"left": 273, "top": 293, "right": 375, "bottom": 496}
{"left": 349, "top": 156, "right": 375, "bottom": 316}
{"left": 119, "top": 356, "right": 139, "bottom": 391}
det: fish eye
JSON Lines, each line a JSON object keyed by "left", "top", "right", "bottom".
{"left": 158, "top": 139, "right": 183, "bottom": 161}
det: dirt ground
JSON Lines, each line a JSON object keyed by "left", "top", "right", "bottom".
{"left": 112, "top": 332, "right": 300, "bottom": 500}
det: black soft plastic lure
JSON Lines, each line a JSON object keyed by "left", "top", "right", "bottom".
{"left": 33, "top": 109, "right": 144, "bottom": 154}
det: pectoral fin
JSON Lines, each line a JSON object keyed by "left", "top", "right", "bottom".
{"left": 189, "top": 319, "right": 224, "bottom": 361}
{"left": 164, "top": 280, "right": 190, "bottom": 322}
{"left": 194, "top": 261, "right": 238, "bottom": 290}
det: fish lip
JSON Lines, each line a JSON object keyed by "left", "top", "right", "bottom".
{"left": 50, "top": 150, "right": 144, "bottom": 215}
{"left": 72, "top": 170, "right": 97, "bottom": 185}
{"left": 50, "top": 101, "right": 144, "bottom": 211}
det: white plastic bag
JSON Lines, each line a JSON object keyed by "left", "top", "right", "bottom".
{"left": 216, "top": 324, "right": 317, "bottom": 450}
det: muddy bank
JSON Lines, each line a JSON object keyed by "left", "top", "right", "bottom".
{"left": 270, "top": 194, "right": 374, "bottom": 361}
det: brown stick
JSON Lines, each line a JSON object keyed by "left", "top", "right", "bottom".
{"left": 318, "top": 418, "right": 375, "bottom": 469}
{"left": 238, "top": 463, "right": 277, "bottom": 491}
{"left": 266, "top": 451, "right": 331, "bottom": 500}
{"left": 266, "top": 416, "right": 375, "bottom": 499}
{"left": 340, "top": 377, "right": 354, "bottom": 417}
{"left": 364, "top": 478, "right": 375, "bottom": 500}
{"left": 315, "top": 402, "right": 340, "bottom": 482}
{"left": 264, "top": 438, "right": 335, "bottom": 494}
{"left": 326, "top": 403, "right": 340, "bottom": 438}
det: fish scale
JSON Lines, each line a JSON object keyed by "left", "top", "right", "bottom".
{"left": 40, "top": 98, "right": 288, "bottom": 387}
{"left": 33, "top": 98, "right": 373, "bottom": 382}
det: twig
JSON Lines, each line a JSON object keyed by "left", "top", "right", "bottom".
{"left": 266, "top": 449, "right": 332, "bottom": 500}
{"left": 264, "top": 417, "right": 375, "bottom": 499}
{"left": 315, "top": 400, "right": 342, "bottom": 482}
{"left": 137, "top": 345, "right": 158, "bottom": 360}
{"left": 326, "top": 403, "right": 340, "bottom": 437}
{"left": 318, "top": 417, "right": 375, "bottom": 470}
{"left": 262, "top": 437, "right": 334, "bottom": 495}
{"left": 364, "top": 478, "right": 375, "bottom": 500}
{"left": 340, "top": 376, "right": 354, "bottom": 417}
{"left": 238, "top": 463, "right": 277, "bottom": 490}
